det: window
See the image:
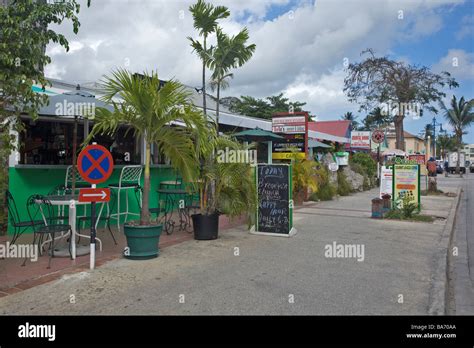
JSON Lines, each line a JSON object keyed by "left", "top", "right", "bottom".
{"left": 20, "top": 119, "right": 142, "bottom": 165}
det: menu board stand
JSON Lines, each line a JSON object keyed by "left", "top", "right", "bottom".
{"left": 251, "top": 164, "right": 297, "bottom": 237}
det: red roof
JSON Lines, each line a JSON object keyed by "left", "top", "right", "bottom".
{"left": 308, "top": 120, "right": 351, "bottom": 138}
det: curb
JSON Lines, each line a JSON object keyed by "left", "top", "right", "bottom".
{"left": 428, "top": 186, "right": 462, "bottom": 315}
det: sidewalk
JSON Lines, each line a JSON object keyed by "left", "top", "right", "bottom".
{"left": 0, "top": 186, "right": 460, "bottom": 315}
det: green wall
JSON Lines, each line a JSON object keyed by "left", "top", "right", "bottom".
{"left": 7, "top": 165, "right": 176, "bottom": 235}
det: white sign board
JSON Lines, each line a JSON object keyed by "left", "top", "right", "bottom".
{"left": 351, "top": 131, "right": 371, "bottom": 149}
{"left": 328, "top": 163, "right": 339, "bottom": 172}
{"left": 379, "top": 166, "right": 393, "bottom": 198}
{"left": 272, "top": 116, "right": 306, "bottom": 134}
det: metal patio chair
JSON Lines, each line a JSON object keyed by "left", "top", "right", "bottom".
{"left": 24, "top": 194, "right": 72, "bottom": 269}
{"left": 6, "top": 190, "right": 43, "bottom": 246}
{"left": 108, "top": 165, "right": 143, "bottom": 231}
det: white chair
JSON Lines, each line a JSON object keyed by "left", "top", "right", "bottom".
{"left": 108, "top": 165, "right": 143, "bottom": 231}
{"left": 64, "top": 165, "right": 89, "bottom": 224}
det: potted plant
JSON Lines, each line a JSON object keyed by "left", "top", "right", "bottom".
{"left": 292, "top": 157, "right": 320, "bottom": 206}
{"left": 87, "top": 69, "right": 207, "bottom": 259}
{"left": 192, "top": 134, "right": 256, "bottom": 240}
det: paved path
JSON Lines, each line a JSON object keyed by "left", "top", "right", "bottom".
{"left": 0, "top": 185, "right": 460, "bottom": 315}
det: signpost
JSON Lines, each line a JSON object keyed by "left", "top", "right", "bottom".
{"left": 271, "top": 113, "right": 308, "bottom": 160}
{"left": 392, "top": 164, "right": 420, "bottom": 210}
{"left": 372, "top": 129, "right": 385, "bottom": 165}
{"left": 77, "top": 144, "right": 114, "bottom": 269}
{"left": 351, "top": 131, "right": 371, "bottom": 150}
{"left": 251, "top": 164, "right": 296, "bottom": 237}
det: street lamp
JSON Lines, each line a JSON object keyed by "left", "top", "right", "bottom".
{"left": 431, "top": 116, "right": 443, "bottom": 159}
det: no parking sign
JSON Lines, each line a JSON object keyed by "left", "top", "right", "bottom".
{"left": 77, "top": 144, "right": 114, "bottom": 184}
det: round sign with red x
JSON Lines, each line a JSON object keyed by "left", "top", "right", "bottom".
{"left": 77, "top": 144, "right": 114, "bottom": 184}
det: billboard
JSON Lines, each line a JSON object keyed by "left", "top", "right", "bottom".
{"left": 272, "top": 113, "right": 308, "bottom": 160}
{"left": 351, "top": 131, "right": 371, "bottom": 149}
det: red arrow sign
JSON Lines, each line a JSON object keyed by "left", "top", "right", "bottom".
{"left": 79, "top": 188, "right": 111, "bottom": 203}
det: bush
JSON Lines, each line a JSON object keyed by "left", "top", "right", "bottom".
{"left": 351, "top": 152, "right": 377, "bottom": 178}
{"left": 309, "top": 183, "right": 336, "bottom": 201}
{"left": 337, "top": 170, "right": 352, "bottom": 196}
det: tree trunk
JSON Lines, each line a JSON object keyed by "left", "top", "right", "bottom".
{"left": 216, "top": 82, "right": 220, "bottom": 133}
{"left": 394, "top": 114, "right": 405, "bottom": 151}
{"left": 140, "top": 142, "right": 151, "bottom": 225}
{"left": 202, "top": 36, "right": 207, "bottom": 117}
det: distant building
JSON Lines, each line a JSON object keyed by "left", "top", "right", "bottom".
{"left": 463, "top": 144, "right": 474, "bottom": 163}
{"left": 386, "top": 130, "right": 426, "bottom": 154}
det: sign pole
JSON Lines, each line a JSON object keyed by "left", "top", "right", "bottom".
{"left": 90, "top": 184, "right": 96, "bottom": 270}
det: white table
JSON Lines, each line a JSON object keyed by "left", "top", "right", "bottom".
{"left": 38, "top": 195, "right": 104, "bottom": 259}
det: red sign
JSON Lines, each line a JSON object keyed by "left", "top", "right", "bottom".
{"left": 408, "top": 154, "right": 426, "bottom": 165}
{"left": 371, "top": 129, "right": 385, "bottom": 144}
{"left": 77, "top": 144, "right": 114, "bottom": 184}
{"left": 79, "top": 188, "right": 111, "bottom": 203}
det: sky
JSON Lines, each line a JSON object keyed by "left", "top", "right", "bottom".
{"left": 45, "top": 0, "right": 474, "bottom": 143}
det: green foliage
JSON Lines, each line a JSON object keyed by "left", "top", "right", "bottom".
{"left": 0, "top": 0, "right": 90, "bottom": 235}
{"left": 351, "top": 152, "right": 377, "bottom": 177}
{"left": 401, "top": 195, "right": 417, "bottom": 218}
{"left": 88, "top": 69, "right": 208, "bottom": 225}
{"left": 309, "top": 184, "right": 336, "bottom": 201}
{"left": 229, "top": 93, "right": 313, "bottom": 119}
{"left": 337, "top": 171, "right": 352, "bottom": 196}
{"left": 292, "top": 158, "right": 320, "bottom": 198}
{"left": 384, "top": 209, "right": 433, "bottom": 222}
{"left": 198, "top": 134, "right": 256, "bottom": 219}
{"left": 360, "top": 107, "right": 392, "bottom": 130}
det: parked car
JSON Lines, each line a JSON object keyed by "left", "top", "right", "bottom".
{"left": 436, "top": 164, "right": 444, "bottom": 174}
{"left": 470, "top": 162, "right": 474, "bottom": 173}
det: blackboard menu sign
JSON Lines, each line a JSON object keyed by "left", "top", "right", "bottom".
{"left": 256, "top": 164, "right": 293, "bottom": 235}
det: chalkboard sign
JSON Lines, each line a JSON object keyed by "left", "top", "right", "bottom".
{"left": 255, "top": 164, "right": 293, "bottom": 235}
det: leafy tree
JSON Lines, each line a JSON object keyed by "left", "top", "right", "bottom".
{"left": 229, "top": 93, "right": 310, "bottom": 119}
{"left": 188, "top": 0, "right": 229, "bottom": 117}
{"left": 0, "top": 0, "right": 91, "bottom": 235}
{"left": 344, "top": 49, "right": 458, "bottom": 151}
{"left": 439, "top": 95, "right": 474, "bottom": 176}
{"left": 207, "top": 27, "right": 255, "bottom": 131}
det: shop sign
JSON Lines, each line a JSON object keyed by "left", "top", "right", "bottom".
{"left": 379, "top": 166, "right": 393, "bottom": 198}
{"left": 392, "top": 164, "right": 420, "bottom": 210}
{"left": 351, "top": 131, "right": 371, "bottom": 149}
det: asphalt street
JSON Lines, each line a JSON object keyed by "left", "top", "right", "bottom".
{"left": 0, "top": 182, "right": 463, "bottom": 315}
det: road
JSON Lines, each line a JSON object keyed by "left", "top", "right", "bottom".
{"left": 0, "top": 179, "right": 466, "bottom": 315}
{"left": 440, "top": 173, "right": 474, "bottom": 314}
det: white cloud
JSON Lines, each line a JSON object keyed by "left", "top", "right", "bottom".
{"left": 432, "top": 49, "right": 474, "bottom": 80}
{"left": 43, "top": 0, "right": 467, "bottom": 118}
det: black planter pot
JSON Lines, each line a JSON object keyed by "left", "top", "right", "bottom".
{"left": 191, "top": 213, "right": 219, "bottom": 240}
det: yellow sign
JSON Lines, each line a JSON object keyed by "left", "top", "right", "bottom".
{"left": 393, "top": 164, "right": 420, "bottom": 209}
{"left": 272, "top": 152, "right": 306, "bottom": 160}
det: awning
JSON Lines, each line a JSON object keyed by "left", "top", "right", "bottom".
{"left": 234, "top": 128, "right": 284, "bottom": 142}
{"left": 308, "top": 139, "right": 331, "bottom": 148}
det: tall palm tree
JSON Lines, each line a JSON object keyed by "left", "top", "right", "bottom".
{"left": 436, "top": 134, "right": 456, "bottom": 161}
{"left": 188, "top": 0, "right": 230, "bottom": 118}
{"left": 88, "top": 69, "right": 209, "bottom": 225}
{"left": 439, "top": 95, "right": 474, "bottom": 176}
{"left": 206, "top": 27, "right": 255, "bottom": 131}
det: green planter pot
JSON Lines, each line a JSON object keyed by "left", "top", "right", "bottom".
{"left": 123, "top": 223, "right": 162, "bottom": 260}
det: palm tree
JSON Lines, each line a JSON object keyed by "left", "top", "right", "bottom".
{"left": 439, "top": 95, "right": 474, "bottom": 176}
{"left": 206, "top": 27, "right": 255, "bottom": 131}
{"left": 188, "top": 0, "right": 230, "bottom": 118}
{"left": 88, "top": 69, "right": 209, "bottom": 225}
{"left": 341, "top": 111, "right": 359, "bottom": 130}
{"left": 436, "top": 134, "right": 456, "bottom": 162}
